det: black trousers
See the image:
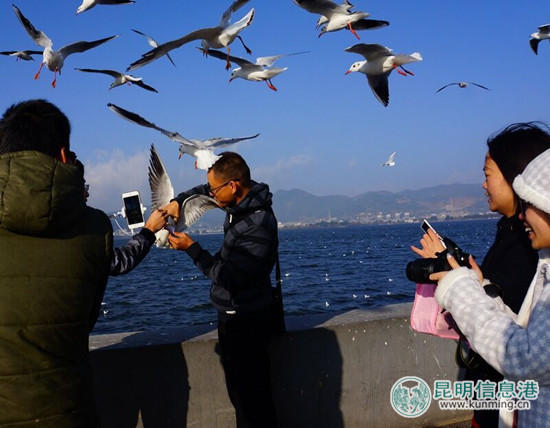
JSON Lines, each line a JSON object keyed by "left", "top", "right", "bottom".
{"left": 217, "top": 309, "right": 278, "bottom": 428}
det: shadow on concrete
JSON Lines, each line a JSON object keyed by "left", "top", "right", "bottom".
{"left": 271, "top": 328, "right": 344, "bottom": 428}
{"left": 90, "top": 342, "right": 189, "bottom": 428}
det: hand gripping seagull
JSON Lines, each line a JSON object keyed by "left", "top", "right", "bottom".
{"left": 127, "top": 0, "right": 254, "bottom": 71}
{"left": 293, "top": 0, "right": 389, "bottom": 39}
{"left": 148, "top": 144, "right": 220, "bottom": 248}
{"left": 344, "top": 43, "right": 422, "bottom": 107}
{"left": 199, "top": 48, "right": 308, "bottom": 91}
{"left": 108, "top": 103, "right": 260, "bottom": 170}
{"left": 75, "top": 68, "right": 158, "bottom": 92}
{"left": 12, "top": 4, "right": 118, "bottom": 87}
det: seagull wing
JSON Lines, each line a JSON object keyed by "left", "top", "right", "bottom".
{"left": 255, "top": 51, "right": 310, "bottom": 67}
{"left": 132, "top": 28, "right": 176, "bottom": 66}
{"left": 108, "top": 103, "right": 171, "bottom": 134}
{"left": 175, "top": 194, "right": 220, "bottom": 232}
{"left": 468, "top": 82, "right": 489, "bottom": 91}
{"left": 352, "top": 19, "right": 389, "bottom": 31}
{"left": 12, "top": 5, "right": 52, "bottom": 49}
{"left": 388, "top": 151, "right": 397, "bottom": 162}
{"left": 435, "top": 83, "right": 458, "bottom": 93}
{"left": 293, "top": 0, "right": 340, "bottom": 16}
{"left": 366, "top": 73, "right": 390, "bottom": 107}
{"left": 75, "top": 68, "right": 121, "bottom": 78}
{"left": 133, "top": 79, "right": 159, "bottom": 93}
{"left": 345, "top": 43, "right": 391, "bottom": 61}
{"left": 200, "top": 47, "right": 254, "bottom": 67}
{"left": 219, "top": 0, "right": 251, "bottom": 27}
{"left": 203, "top": 133, "right": 260, "bottom": 148}
{"left": 59, "top": 35, "right": 118, "bottom": 58}
{"left": 96, "top": 0, "right": 135, "bottom": 4}
{"left": 148, "top": 144, "right": 174, "bottom": 210}
{"left": 538, "top": 24, "right": 550, "bottom": 34}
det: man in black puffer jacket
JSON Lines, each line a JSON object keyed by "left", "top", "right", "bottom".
{"left": 166, "top": 152, "right": 282, "bottom": 428}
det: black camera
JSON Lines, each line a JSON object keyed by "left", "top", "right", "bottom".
{"left": 406, "top": 237, "right": 472, "bottom": 284}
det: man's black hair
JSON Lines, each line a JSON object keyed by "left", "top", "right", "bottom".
{"left": 0, "top": 99, "right": 71, "bottom": 157}
{"left": 210, "top": 152, "right": 251, "bottom": 188}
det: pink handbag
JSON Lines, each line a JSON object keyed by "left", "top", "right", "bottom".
{"left": 410, "top": 283, "right": 460, "bottom": 340}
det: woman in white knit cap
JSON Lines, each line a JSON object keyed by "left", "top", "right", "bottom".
{"left": 431, "top": 148, "right": 550, "bottom": 428}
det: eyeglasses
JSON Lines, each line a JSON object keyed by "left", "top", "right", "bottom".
{"left": 519, "top": 199, "right": 533, "bottom": 215}
{"left": 208, "top": 178, "right": 239, "bottom": 196}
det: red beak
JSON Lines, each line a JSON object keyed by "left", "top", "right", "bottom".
{"left": 345, "top": 70, "right": 351, "bottom": 75}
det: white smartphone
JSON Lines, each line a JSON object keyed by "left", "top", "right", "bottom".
{"left": 421, "top": 219, "right": 446, "bottom": 248}
{"left": 121, "top": 191, "right": 145, "bottom": 230}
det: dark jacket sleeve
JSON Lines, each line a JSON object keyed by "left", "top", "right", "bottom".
{"left": 172, "top": 184, "right": 210, "bottom": 207}
{"left": 186, "top": 223, "right": 276, "bottom": 288}
{"left": 109, "top": 228, "right": 156, "bottom": 276}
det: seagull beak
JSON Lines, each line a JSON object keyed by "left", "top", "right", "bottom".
{"left": 345, "top": 70, "right": 352, "bottom": 75}
{"left": 229, "top": 77, "right": 235, "bottom": 82}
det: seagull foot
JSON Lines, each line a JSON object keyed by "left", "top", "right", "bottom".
{"left": 266, "top": 80, "right": 278, "bottom": 91}
{"left": 51, "top": 79, "right": 57, "bottom": 88}
{"left": 347, "top": 22, "right": 360, "bottom": 40}
{"left": 396, "top": 68, "right": 407, "bottom": 76}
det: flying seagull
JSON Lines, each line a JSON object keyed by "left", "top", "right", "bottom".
{"left": 108, "top": 103, "right": 260, "bottom": 170}
{"left": 12, "top": 4, "right": 118, "bottom": 87}
{"left": 435, "top": 81, "right": 489, "bottom": 93}
{"left": 148, "top": 144, "right": 220, "bottom": 247}
{"left": 131, "top": 29, "right": 176, "bottom": 67}
{"left": 127, "top": 0, "right": 254, "bottom": 71}
{"left": 345, "top": 43, "right": 422, "bottom": 107}
{"left": 76, "top": 0, "right": 135, "bottom": 14}
{"left": 382, "top": 151, "right": 396, "bottom": 167}
{"left": 75, "top": 68, "right": 158, "bottom": 92}
{"left": 199, "top": 48, "right": 308, "bottom": 91}
{"left": 0, "top": 49, "right": 42, "bottom": 61}
{"left": 293, "top": 0, "right": 388, "bottom": 39}
{"left": 530, "top": 24, "right": 550, "bottom": 55}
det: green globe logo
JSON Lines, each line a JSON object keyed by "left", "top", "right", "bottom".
{"left": 390, "top": 376, "right": 432, "bottom": 418}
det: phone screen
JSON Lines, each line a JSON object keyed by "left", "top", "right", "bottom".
{"left": 421, "top": 220, "right": 433, "bottom": 234}
{"left": 123, "top": 195, "right": 144, "bottom": 225}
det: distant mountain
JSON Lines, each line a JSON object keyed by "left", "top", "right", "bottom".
{"left": 272, "top": 183, "right": 489, "bottom": 222}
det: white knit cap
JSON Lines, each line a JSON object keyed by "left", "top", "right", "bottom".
{"left": 513, "top": 148, "right": 550, "bottom": 215}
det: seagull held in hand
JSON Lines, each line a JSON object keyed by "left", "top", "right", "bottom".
{"left": 435, "top": 81, "right": 489, "bottom": 93}
{"left": 0, "top": 49, "right": 42, "bottom": 61}
{"left": 131, "top": 29, "right": 176, "bottom": 67}
{"left": 12, "top": 4, "right": 118, "bottom": 87}
{"left": 127, "top": 0, "right": 254, "bottom": 71}
{"left": 75, "top": 68, "right": 158, "bottom": 92}
{"left": 199, "top": 48, "right": 308, "bottom": 91}
{"left": 76, "top": 0, "right": 135, "bottom": 15}
{"left": 108, "top": 103, "right": 260, "bottom": 170}
{"left": 530, "top": 24, "right": 550, "bottom": 55}
{"left": 345, "top": 43, "right": 422, "bottom": 107}
{"left": 148, "top": 145, "right": 220, "bottom": 247}
{"left": 293, "top": 0, "right": 388, "bottom": 39}
{"left": 382, "top": 151, "right": 396, "bottom": 167}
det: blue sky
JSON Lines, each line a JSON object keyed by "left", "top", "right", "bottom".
{"left": 2, "top": 0, "right": 550, "bottom": 212}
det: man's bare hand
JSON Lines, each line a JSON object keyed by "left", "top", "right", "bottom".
{"left": 144, "top": 209, "right": 168, "bottom": 233}
{"left": 411, "top": 229, "right": 446, "bottom": 258}
{"left": 161, "top": 200, "right": 180, "bottom": 222}
{"left": 168, "top": 230, "right": 195, "bottom": 251}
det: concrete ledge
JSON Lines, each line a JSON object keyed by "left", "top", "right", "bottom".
{"left": 90, "top": 303, "right": 471, "bottom": 427}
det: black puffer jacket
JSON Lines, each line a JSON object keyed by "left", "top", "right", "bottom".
{"left": 175, "top": 181, "right": 278, "bottom": 313}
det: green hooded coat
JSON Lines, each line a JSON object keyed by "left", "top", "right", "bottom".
{"left": 0, "top": 151, "right": 113, "bottom": 427}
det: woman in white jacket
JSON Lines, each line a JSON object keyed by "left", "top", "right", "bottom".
{"left": 431, "top": 148, "right": 550, "bottom": 427}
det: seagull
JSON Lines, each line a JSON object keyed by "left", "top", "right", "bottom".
{"left": 435, "top": 81, "right": 489, "bottom": 93}
{"left": 131, "top": 29, "right": 176, "bottom": 67}
{"left": 293, "top": 0, "right": 389, "bottom": 39}
{"left": 199, "top": 48, "right": 308, "bottom": 91}
{"left": 148, "top": 144, "right": 220, "bottom": 247}
{"left": 108, "top": 103, "right": 260, "bottom": 170}
{"left": 12, "top": 4, "right": 118, "bottom": 87}
{"left": 530, "top": 24, "right": 550, "bottom": 55}
{"left": 382, "top": 151, "right": 396, "bottom": 167}
{"left": 0, "top": 49, "right": 42, "bottom": 61}
{"left": 75, "top": 68, "right": 158, "bottom": 92}
{"left": 127, "top": 0, "right": 254, "bottom": 71}
{"left": 76, "top": 0, "right": 135, "bottom": 14}
{"left": 344, "top": 43, "right": 422, "bottom": 107}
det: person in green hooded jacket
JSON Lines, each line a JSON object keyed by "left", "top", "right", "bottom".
{"left": 0, "top": 99, "right": 166, "bottom": 427}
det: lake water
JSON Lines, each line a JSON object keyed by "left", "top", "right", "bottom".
{"left": 92, "top": 219, "right": 498, "bottom": 335}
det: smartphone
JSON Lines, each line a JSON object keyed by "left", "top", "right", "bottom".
{"left": 421, "top": 219, "right": 446, "bottom": 248}
{"left": 122, "top": 191, "right": 145, "bottom": 230}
